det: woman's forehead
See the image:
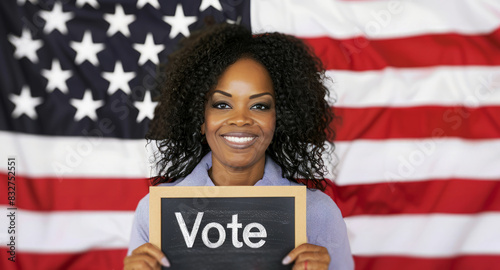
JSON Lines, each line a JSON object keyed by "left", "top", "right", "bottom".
{"left": 212, "top": 58, "right": 274, "bottom": 95}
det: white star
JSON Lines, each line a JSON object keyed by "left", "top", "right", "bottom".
{"left": 133, "top": 33, "right": 164, "bottom": 65}
{"left": 41, "top": 59, "right": 72, "bottom": 93}
{"left": 70, "top": 31, "right": 105, "bottom": 66}
{"left": 70, "top": 90, "right": 104, "bottom": 121}
{"left": 163, "top": 4, "right": 197, "bottom": 39}
{"left": 134, "top": 91, "right": 157, "bottom": 122}
{"left": 38, "top": 2, "right": 74, "bottom": 34}
{"left": 9, "top": 86, "right": 43, "bottom": 119}
{"left": 17, "top": 0, "right": 38, "bottom": 5}
{"left": 227, "top": 16, "right": 241, "bottom": 25}
{"left": 136, "top": 0, "right": 160, "bottom": 9}
{"left": 199, "top": 0, "right": 222, "bottom": 12}
{"left": 75, "top": 0, "right": 99, "bottom": 9}
{"left": 102, "top": 61, "right": 136, "bottom": 95}
{"left": 8, "top": 28, "right": 43, "bottom": 63}
{"left": 104, "top": 4, "right": 135, "bottom": 37}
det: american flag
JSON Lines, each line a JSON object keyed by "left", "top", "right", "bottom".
{"left": 1, "top": 0, "right": 499, "bottom": 269}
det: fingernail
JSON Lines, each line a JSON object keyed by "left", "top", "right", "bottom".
{"left": 282, "top": 256, "right": 291, "bottom": 265}
{"left": 161, "top": 256, "right": 170, "bottom": 267}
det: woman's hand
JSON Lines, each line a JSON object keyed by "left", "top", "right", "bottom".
{"left": 282, "top": 243, "right": 330, "bottom": 270}
{"left": 123, "top": 243, "right": 170, "bottom": 270}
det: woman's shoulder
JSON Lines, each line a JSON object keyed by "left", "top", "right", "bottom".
{"left": 285, "top": 181, "right": 339, "bottom": 210}
{"left": 305, "top": 187, "right": 344, "bottom": 223}
{"left": 268, "top": 176, "right": 341, "bottom": 216}
{"left": 135, "top": 182, "right": 181, "bottom": 211}
{"left": 306, "top": 188, "right": 336, "bottom": 206}
{"left": 134, "top": 193, "right": 150, "bottom": 217}
{"left": 306, "top": 188, "right": 337, "bottom": 207}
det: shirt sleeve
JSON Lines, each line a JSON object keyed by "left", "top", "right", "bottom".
{"left": 307, "top": 190, "right": 354, "bottom": 270}
{"left": 127, "top": 194, "right": 150, "bottom": 256}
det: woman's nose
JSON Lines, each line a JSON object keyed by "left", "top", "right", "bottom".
{"left": 227, "top": 108, "right": 253, "bottom": 126}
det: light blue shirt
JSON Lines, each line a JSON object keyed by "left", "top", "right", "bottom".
{"left": 128, "top": 153, "right": 354, "bottom": 270}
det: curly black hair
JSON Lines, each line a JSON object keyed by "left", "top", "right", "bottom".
{"left": 147, "top": 23, "right": 335, "bottom": 190}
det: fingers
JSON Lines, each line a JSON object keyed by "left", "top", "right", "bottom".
{"left": 291, "top": 260, "right": 329, "bottom": 270}
{"left": 283, "top": 243, "right": 330, "bottom": 270}
{"left": 124, "top": 243, "right": 170, "bottom": 270}
{"left": 132, "top": 243, "right": 169, "bottom": 265}
{"left": 124, "top": 254, "right": 160, "bottom": 270}
{"left": 293, "top": 248, "right": 330, "bottom": 265}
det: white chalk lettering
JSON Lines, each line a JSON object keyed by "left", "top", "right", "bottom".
{"left": 174, "top": 212, "right": 267, "bottom": 248}
{"left": 175, "top": 212, "right": 203, "bottom": 248}
{"left": 227, "top": 214, "right": 243, "bottom": 248}
{"left": 243, "top": 223, "right": 267, "bottom": 248}
{"left": 202, "top": 222, "right": 226, "bottom": 248}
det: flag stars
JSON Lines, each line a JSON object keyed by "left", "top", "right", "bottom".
{"left": 38, "top": 2, "right": 74, "bottom": 34}
{"left": 9, "top": 86, "right": 43, "bottom": 119}
{"left": 227, "top": 16, "right": 242, "bottom": 25}
{"left": 70, "top": 31, "right": 105, "bottom": 66}
{"left": 134, "top": 91, "right": 157, "bottom": 123}
{"left": 70, "top": 90, "right": 104, "bottom": 121}
{"left": 8, "top": 28, "right": 43, "bottom": 63}
{"left": 199, "top": 0, "right": 222, "bottom": 12}
{"left": 136, "top": 0, "right": 160, "bottom": 9}
{"left": 133, "top": 33, "right": 164, "bottom": 65}
{"left": 75, "top": 0, "right": 99, "bottom": 9}
{"left": 17, "top": 0, "right": 38, "bottom": 5}
{"left": 163, "top": 4, "right": 197, "bottom": 39}
{"left": 42, "top": 59, "right": 72, "bottom": 94}
{"left": 102, "top": 61, "right": 136, "bottom": 95}
{"left": 104, "top": 4, "right": 136, "bottom": 37}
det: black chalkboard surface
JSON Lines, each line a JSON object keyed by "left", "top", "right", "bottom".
{"left": 149, "top": 186, "right": 307, "bottom": 270}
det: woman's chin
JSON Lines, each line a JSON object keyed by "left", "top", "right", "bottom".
{"left": 213, "top": 153, "right": 265, "bottom": 171}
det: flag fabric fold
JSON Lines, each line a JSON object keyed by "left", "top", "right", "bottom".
{"left": 1, "top": 0, "right": 499, "bottom": 269}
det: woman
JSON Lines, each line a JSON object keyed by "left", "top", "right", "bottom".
{"left": 124, "top": 23, "right": 353, "bottom": 270}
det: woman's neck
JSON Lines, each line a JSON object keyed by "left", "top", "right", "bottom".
{"left": 208, "top": 156, "right": 266, "bottom": 186}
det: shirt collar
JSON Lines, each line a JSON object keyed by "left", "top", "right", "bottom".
{"left": 174, "top": 152, "right": 292, "bottom": 186}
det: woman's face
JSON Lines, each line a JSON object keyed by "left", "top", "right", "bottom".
{"left": 202, "top": 58, "right": 276, "bottom": 172}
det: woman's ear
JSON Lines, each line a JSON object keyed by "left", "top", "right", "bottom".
{"left": 201, "top": 123, "right": 205, "bottom": 135}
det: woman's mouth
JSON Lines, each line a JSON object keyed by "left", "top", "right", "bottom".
{"left": 224, "top": 136, "right": 255, "bottom": 143}
{"left": 221, "top": 134, "right": 257, "bottom": 149}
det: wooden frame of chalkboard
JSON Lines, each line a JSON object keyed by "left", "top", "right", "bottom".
{"left": 150, "top": 186, "right": 306, "bottom": 269}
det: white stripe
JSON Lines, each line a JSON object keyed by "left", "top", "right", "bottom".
{"left": 330, "top": 138, "right": 500, "bottom": 185}
{"left": 2, "top": 131, "right": 500, "bottom": 184}
{"left": 345, "top": 213, "right": 500, "bottom": 257}
{"left": 251, "top": 0, "right": 500, "bottom": 38}
{"left": 326, "top": 66, "right": 500, "bottom": 107}
{"left": 2, "top": 206, "right": 499, "bottom": 256}
{"left": 0, "top": 207, "right": 133, "bottom": 253}
{"left": 2, "top": 132, "right": 500, "bottom": 185}
{"left": 0, "top": 131, "right": 154, "bottom": 179}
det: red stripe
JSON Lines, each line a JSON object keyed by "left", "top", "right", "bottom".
{"left": 324, "top": 179, "right": 500, "bottom": 217}
{"left": 1, "top": 249, "right": 498, "bottom": 270}
{"left": 331, "top": 106, "right": 500, "bottom": 141}
{"left": 0, "top": 174, "right": 150, "bottom": 211}
{"left": 0, "top": 248, "right": 126, "bottom": 270}
{"left": 4, "top": 174, "right": 500, "bottom": 217}
{"left": 353, "top": 255, "right": 500, "bottom": 270}
{"left": 303, "top": 28, "right": 500, "bottom": 70}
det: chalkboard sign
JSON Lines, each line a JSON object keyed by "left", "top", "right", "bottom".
{"left": 150, "top": 186, "right": 306, "bottom": 270}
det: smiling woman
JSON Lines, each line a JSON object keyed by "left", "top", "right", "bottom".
{"left": 124, "top": 23, "right": 354, "bottom": 270}
{"left": 203, "top": 58, "right": 276, "bottom": 186}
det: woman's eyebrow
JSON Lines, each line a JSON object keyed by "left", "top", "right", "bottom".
{"left": 212, "top": 90, "right": 232, "bottom": 97}
{"left": 249, "top": 92, "right": 273, "bottom": 99}
{"left": 212, "top": 90, "right": 273, "bottom": 99}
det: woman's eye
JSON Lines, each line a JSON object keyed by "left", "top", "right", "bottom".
{"left": 251, "top": 104, "right": 270, "bottom": 110}
{"left": 212, "top": 102, "right": 231, "bottom": 109}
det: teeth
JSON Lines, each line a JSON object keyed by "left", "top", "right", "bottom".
{"left": 223, "top": 136, "right": 255, "bottom": 143}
